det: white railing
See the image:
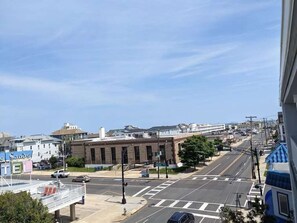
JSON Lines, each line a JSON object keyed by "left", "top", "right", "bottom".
{"left": 39, "top": 184, "right": 85, "bottom": 213}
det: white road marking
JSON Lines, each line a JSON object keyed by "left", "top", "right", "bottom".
{"left": 213, "top": 177, "right": 218, "bottom": 181}
{"left": 155, "top": 199, "right": 166, "bottom": 207}
{"left": 192, "top": 177, "right": 197, "bottom": 180}
{"left": 225, "top": 178, "right": 229, "bottom": 181}
{"left": 183, "top": 202, "right": 193, "bottom": 209}
{"left": 151, "top": 189, "right": 162, "bottom": 192}
{"left": 192, "top": 212, "right": 220, "bottom": 220}
{"left": 216, "top": 204, "right": 224, "bottom": 212}
{"left": 205, "top": 163, "right": 221, "bottom": 175}
{"left": 169, "top": 200, "right": 180, "bottom": 207}
{"left": 236, "top": 179, "right": 241, "bottom": 182}
{"left": 132, "top": 186, "right": 151, "bottom": 197}
{"left": 144, "top": 193, "right": 156, "bottom": 196}
{"left": 199, "top": 203, "right": 209, "bottom": 210}
{"left": 244, "top": 200, "right": 248, "bottom": 208}
{"left": 203, "top": 177, "right": 207, "bottom": 180}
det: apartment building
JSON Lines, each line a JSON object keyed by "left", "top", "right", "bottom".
{"left": 280, "top": 0, "right": 297, "bottom": 220}
{"left": 12, "top": 134, "right": 61, "bottom": 163}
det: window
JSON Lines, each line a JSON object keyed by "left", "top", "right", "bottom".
{"left": 43, "top": 144, "right": 45, "bottom": 148}
{"left": 30, "top": 146, "right": 32, "bottom": 150}
{"left": 278, "top": 192, "right": 289, "bottom": 217}
{"left": 122, "top": 147, "right": 128, "bottom": 164}
{"left": 111, "top": 147, "right": 116, "bottom": 163}
{"left": 38, "top": 145, "right": 40, "bottom": 149}
{"left": 134, "top": 146, "right": 140, "bottom": 161}
{"left": 160, "top": 145, "right": 166, "bottom": 162}
{"left": 101, "top": 148, "right": 106, "bottom": 164}
{"left": 91, "top": 148, "right": 95, "bottom": 162}
{"left": 146, "top": 146, "right": 152, "bottom": 162}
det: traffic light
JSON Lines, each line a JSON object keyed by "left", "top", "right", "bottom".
{"left": 123, "top": 182, "right": 128, "bottom": 186}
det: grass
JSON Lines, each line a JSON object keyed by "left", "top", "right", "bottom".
{"left": 67, "top": 167, "right": 96, "bottom": 172}
{"left": 148, "top": 166, "right": 194, "bottom": 175}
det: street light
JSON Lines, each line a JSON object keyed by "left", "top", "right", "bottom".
{"left": 157, "top": 130, "right": 160, "bottom": 179}
{"left": 165, "top": 160, "right": 168, "bottom": 178}
{"left": 121, "top": 147, "right": 127, "bottom": 204}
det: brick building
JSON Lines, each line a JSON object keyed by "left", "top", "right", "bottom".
{"left": 71, "top": 133, "right": 196, "bottom": 165}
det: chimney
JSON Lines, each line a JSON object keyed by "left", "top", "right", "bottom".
{"left": 99, "top": 127, "right": 105, "bottom": 139}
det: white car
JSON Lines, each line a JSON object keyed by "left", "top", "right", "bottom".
{"left": 51, "top": 169, "right": 70, "bottom": 178}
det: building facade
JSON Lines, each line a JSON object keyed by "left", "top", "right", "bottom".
{"left": 12, "top": 135, "right": 61, "bottom": 163}
{"left": 71, "top": 133, "right": 194, "bottom": 166}
{"left": 280, "top": 0, "right": 297, "bottom": 220}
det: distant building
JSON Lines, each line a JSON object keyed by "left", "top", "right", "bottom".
{"left": 71, "top": 128, "right": 198, "bottom": 166}
{"left": 51, "top": 123, "right": 88, "bottom": 141}
{"left": 12, "top": 134, "right": 61, "bottom": 163}
{"left": 0, "top": 135, "right": 13, "bottom": 152}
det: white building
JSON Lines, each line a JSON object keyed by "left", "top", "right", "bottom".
{"left": 13, "top": 135, "right": 61, "bottom": 163}
{"left": 280, "top": 1, "right": 297, "bottom": 220}
{"left": 189, "top": 123, "right": 225, "bottom": 134}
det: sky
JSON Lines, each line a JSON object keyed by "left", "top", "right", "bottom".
{"left": 0, "top": 1, "right": 281, "bottom": 136}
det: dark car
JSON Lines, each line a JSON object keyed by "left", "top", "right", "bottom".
{"left": 167, "top": 212, "right": 195, "bottom": 223}
{"left": 72, "top": 175, "right": 91, "bottom": 182}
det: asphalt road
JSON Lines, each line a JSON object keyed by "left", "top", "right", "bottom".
{"left": 123, "top": 135, "right": 265, "bottom": 223}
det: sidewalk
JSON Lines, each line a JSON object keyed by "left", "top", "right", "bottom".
{"left": 58, "top": 195, "right": 146, "bottom": 223}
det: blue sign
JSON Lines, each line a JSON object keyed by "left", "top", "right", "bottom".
{"left": 0, "top": 151, "right": 33, "bottom": 162}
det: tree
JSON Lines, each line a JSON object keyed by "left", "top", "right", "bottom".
{"left": 66, "top": 156, "right": 85, "bottom": 168}
{"left": 220, "top": 197, "right": 276, "bottom": 223}
{"left": 214, "top": 138, "right": 224, "bottom": 151}
{"left": 178, "top": 135, "right": 215, "bottom": 169}
{"left": 0, "top": 191, "right": 53, "bottom": 223}
{"left": 48, "top": 156, "right": 58, "bottom": 169}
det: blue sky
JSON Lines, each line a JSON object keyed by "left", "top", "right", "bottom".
{"left": 0, "top": 1, "right": 281, "bottom": 136}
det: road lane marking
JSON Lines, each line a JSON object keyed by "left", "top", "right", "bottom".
{"left": 144, "top": 193, "right": 156, "bottom": 196}
{"left": 169, "top": 200, "right": 180, "bottom": 207}
{"left": 203, "top": 177, "right": 207, "bottom": 180}
{"left": 151, "top": 189, "right": 162, "bottom": 192}
{"left": 216, "top": 204, "right": 223, "bottom": 212}
{"left": 132, "top": 186, "right": 151, "bottom": 197}
{"left": 199, "top": 203, "right": 209, "bottom": 210}
{"left": 205, "top": 163, "right": 221, "bottom": 175}
{"left": 192, "top": 177, "right": 197, "bottom": 180}
{"left": 155, "top": 199, "right": 166, "bottom": 207}
{"left": 192, "top": 213, "right": 219, "bottom": 220}
{"left": 213, "top": 177, "right": 218, "bottom": 180}
{"left": 236, "top": 179, "right": 241, "bottom": 182}
{"left": 183, "top": 202, "right": 193, "bottom": 209}
{"left": 219, "top": 148, "right": 247, "bottom": 176}
{"left": 225, "top": 178, "right": 229, "bottom": 181}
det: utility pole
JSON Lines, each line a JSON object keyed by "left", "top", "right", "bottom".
{"left": 121, "top": 147, "right": 127, "bottom": 204}
{"left": 254, "top": 148, "right": 262, "bottom": 185}
{"left": 263, "top": 118, "right": 268, "bottom": 146}
{"left": 157, "top": 130, "right": 160, "bottom": 179}
{"left": 246, "top": 116, "right": 257, "bottom": 179}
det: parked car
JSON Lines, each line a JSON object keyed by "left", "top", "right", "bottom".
{"left": 167, "top": 212, "right": 195, "bottom": 223}
{"left": 72, "top": 175, "right": 91, "bottom": 182}
{"left": 51, "top": 169, "right": 70, "bottom": 178}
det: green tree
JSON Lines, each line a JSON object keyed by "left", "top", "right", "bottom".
{"left": 48, "top": 156, "right": 58, "bottom": 169}
{"left": 178, "top": 135, "right": 215, "bottom": 169}
{"left": 220, "top": 198, "right": 276, "bottom": 223}
{"left": 66, "top": 156, "right": 85, "bottom": 168}
{"left": 214, "top": 138, "right": 224, "bottom": 151}
{"left": 0, "top": 191, "right": 53, "bottom": 223}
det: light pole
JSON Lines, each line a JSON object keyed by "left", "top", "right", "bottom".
{"left": 246, "top": 116, "right": 257, "bottom": 179}
{"left": 157, "top": 130, "right": 160, "bottom": 179}
{"left": 165, "top": 160, "right": 168, "bottom": 178}
{"left": 121, "top": 147, "right": 126, "bottom": 204}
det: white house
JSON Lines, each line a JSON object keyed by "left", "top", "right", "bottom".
{"left": 13, "top": 134, "right": 61, "bottom": 163}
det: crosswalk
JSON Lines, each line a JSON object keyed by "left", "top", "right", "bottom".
{"left": 143, "top": 180, "right": 178, "bottom": 197}
{"left": 244, "top": 182, "right": 265, "bottom": 207}
{"left": 153, "top": 198, "right": 223, "bottom": 214}
{"left": 191, "top": 175, "right": 246, "bottom": 182}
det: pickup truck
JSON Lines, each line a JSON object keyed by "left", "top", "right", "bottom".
{"left": 51, "top": 169, "right": 70, "bottom": 178}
